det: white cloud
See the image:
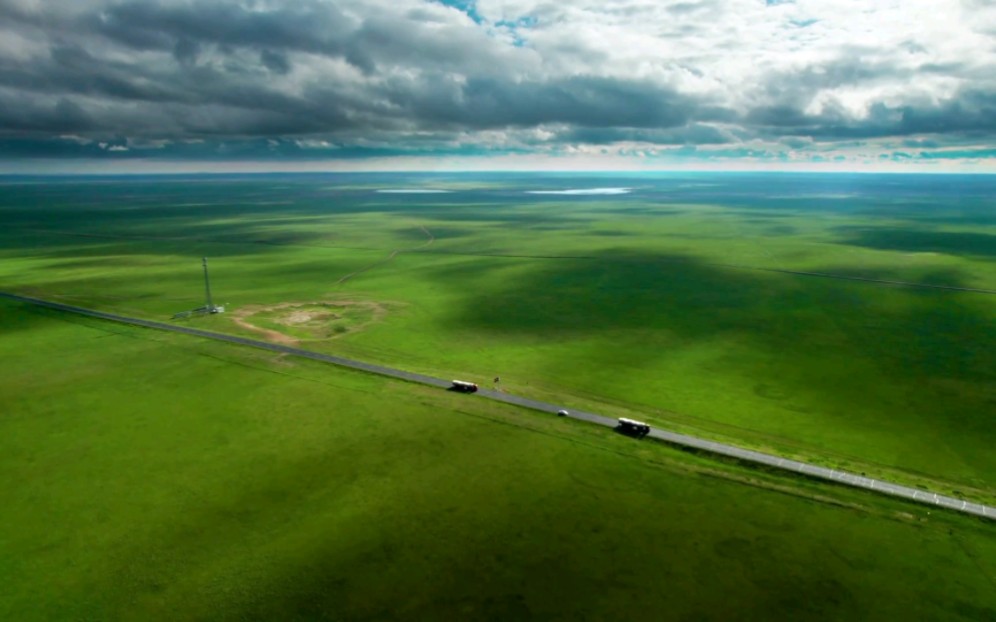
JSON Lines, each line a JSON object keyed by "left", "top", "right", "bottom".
{"left": 0, "top": 0, "right": 994, "bottom": 169}
{"left": 474, "top": 0, "right": 996, "bottom": 117}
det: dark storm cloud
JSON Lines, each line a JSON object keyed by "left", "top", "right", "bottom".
{"left": 91, "top": 1, "right": 355, "bottom": 56}
{"left": 556, "top": 124, "right": 735, "bottom": 146}
{"left": 0, "top": 95, "right": 95, "bottom": 134}
{"left": 88, "top": 1, "right": 511, "bottom": 76}
{"left": 0, "top": 1, "right": 713, "bottom": 143}
{"left": 259, "top": 49, "right": 290, "bottom": 74}
{"left": 6, "top": 43, "right": 181, "bottom": 103}
{"left": 748, "top": 86, "right": 996, "bottom": 140}
{"left": 0, "top": 134, "right": 504, "bottom": 161}
{"left": 388, "top": 75, "right": 708, "bottom": 129}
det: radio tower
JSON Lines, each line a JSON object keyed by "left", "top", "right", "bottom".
{"left": 202, "top": 257, "right": 223, "bottom": 313}
{"left": 171, "top": 258, "right": 225, "bottom": 319}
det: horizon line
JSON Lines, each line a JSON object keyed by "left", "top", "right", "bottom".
{"left": 2, "top": 168, "right": 996, "bottom": 177}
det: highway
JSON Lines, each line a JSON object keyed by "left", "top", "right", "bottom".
{"left": 2, "top": 290, "right": 994, "bottom": 522}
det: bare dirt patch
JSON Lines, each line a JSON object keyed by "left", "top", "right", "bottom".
{"left": 284, "top": 309, "right": 337, "bottom": 325}
{"left": 231, "top": 300, "right": 388, "bottom": 344}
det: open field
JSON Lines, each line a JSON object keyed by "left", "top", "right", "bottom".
{"left": 7, "top": 288, "right": 994, "bottom": 520}
{"left": 2, "top": 172, "right": 995, "bottom": 501}
{"left": 2, "top": 299, "right": 995, "bottom": 620}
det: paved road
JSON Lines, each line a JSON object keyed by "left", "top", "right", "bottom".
{"left": 3, "top": 291, "right": 994, "bottom": 522}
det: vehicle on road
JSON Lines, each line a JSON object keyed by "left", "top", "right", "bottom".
{"left": 450, "top": 380, "right": 479, "bottom": 393}
{"left": 617, "top": 418, "right": 650, "bottom": 437}
{"left": 557, "top": 409, "right": 569, "bottom": 416}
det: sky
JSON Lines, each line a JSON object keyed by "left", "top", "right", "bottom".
{"left": 1, "top": 0, "right": 995, "bottom": 173}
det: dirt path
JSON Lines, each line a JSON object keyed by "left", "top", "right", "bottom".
{"left": 230, "top": 307, "right": 299, "bottom": 345}
{"left": 334, "top": 225, "right": 434, "bottom": 286}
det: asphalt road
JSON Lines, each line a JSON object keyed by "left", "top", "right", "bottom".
{"left": 3, "top": 290, "right": 993, "bottom": 522}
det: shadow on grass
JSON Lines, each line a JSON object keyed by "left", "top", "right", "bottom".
{"left": 838, "top": 226, "right": 996, "bottom": 258}
{"left": 0, "top": 299, "right": 71, "bottom": 336}
{"left": 614, "top": 426, "right": 650, "bottom": 439}
{"left": 433, "top": 248, "right": 996, "bottom": 438}
{"left": 0, "top": 178, "right": 701, "bottom": 260}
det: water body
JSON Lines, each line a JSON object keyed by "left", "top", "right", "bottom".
{"left": 526, "top": 187, "right": 632, "bottom": 195}
{"left": 375, "top": 189, "right": 451, "bottom": 194}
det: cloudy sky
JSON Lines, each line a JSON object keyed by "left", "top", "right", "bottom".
{"left": 2, "top": 0, "right": 995, "bottom": 172}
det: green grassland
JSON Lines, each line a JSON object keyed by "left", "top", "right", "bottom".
{"left": 2, "top": 299, "right": 995, "bottom": 621}
{"left": 1, "top": 173, "right": 995, "bottom": 504}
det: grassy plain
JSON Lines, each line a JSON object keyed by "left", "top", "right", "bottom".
{"left": 1, "top": 172, "right": 995, "bottom": 501}
{"left": 2, "top": 299, "right": 995, "bottom": 621}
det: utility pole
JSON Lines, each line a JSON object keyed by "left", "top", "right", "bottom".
{"left": 202, "top": 256, "right": 214, "bottom": 311}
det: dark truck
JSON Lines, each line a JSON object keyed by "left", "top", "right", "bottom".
{"left": 617, "top": 417, "right": 651, "bottom": 437}
{"left": 450, "top": 380, "right": 479, "bottom": 393}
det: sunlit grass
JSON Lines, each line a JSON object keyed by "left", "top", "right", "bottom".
{"left": 2, "top": 173, "right": 994, "bottom": 497}
{"left": 1, "top": 299, "right": 994, "bottom": 620}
